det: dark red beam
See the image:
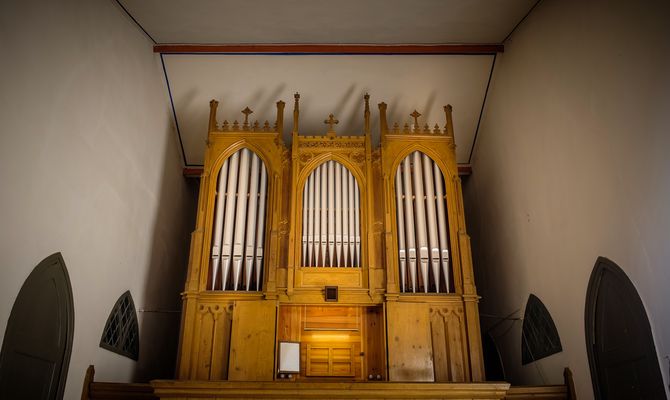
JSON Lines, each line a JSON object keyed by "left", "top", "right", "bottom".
{"left": 184, "top": 164, "right": 472, "bottom": 178}
{"left": 155, "top": 44, "right": 503, "bottom": 54}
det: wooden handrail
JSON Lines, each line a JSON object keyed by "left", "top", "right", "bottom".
{"left": 81, "top": 365, "right": 157, "bottom": 400}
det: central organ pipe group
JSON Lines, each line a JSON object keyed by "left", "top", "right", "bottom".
{"left": 302, "top": 161, "right": 361, "bottom": 268}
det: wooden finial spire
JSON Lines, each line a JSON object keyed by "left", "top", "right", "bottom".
{"left": 364, "top": 93, "right": 371, "bottom": 136}
{"left": 444, "top": 105, "right": 454, "bottom": 138}
{"left": 378, "top": 102, "right": 388, "bottom": 140}
{"left": 293, "top": 92, "right": 300, "bottom": 135}
{"left": 275, "top": 100, "right": 285, "bottom": 135}
{"left": 208, "top": 99, "right": 219, "bottom": 132}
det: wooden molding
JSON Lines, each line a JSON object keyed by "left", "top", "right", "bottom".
{"left": 154, "top": 44, "right": 503, "bottom": 54}
{"left": 151, "top": 380, "right": 511, "bottom": 398}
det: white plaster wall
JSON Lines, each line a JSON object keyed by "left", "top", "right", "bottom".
{"left": 464, "top": 0, "right": 670, "bottom": 397}
{"left": 0, "top": 0, "right": 195, "bottom": 398}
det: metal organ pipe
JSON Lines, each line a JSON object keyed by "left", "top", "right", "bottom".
{"left": 220, "top": 151, "right": 240, "bottom": 291}
{"left": 342, "top": 167, "right": 350, "bottom": 267}
{"left": 209, "top": 149, "right": 268, "bottom": 292}
{"left": 411, "top": 152, "right": 429, "bottom": 293}
{"left": 302, "top": 179, "right": 308, "bottom": 266}
{"left": 401, "top": 157, "right": 417, "bottom": 292}
{"left": 347, "top": 173, "right": 358, "bottom": 267}
{"left": 327, "top": 161, "right": 335, "bottom": 267}
{"left": 210, "top": 159, "right": 229, "bottom": 290}
{"left": 433, "top": 163, "right": 450, "bottom": 293}
{"left": 422, "top": 154, "right": 441, "bottom": 293}
{"left": 232, "top": 149, "right": 251, "bottom": 290}
{"left": 394, "top": 151, "right": 451, "bottom": 294}
{"left": 254, "top": 167, "right": 267, "bottom": 290}
{"left": 320, "top": 164, "right": 328, "bottom": 267}
{"left": 354, "top": 182, "right": 360, "bottom": 268}
{"left": 307, "top": 174, "right": 315, "bottom": 267}
{"left": 394, "top": 169, "right": 407, "bottom": 292}
{"left": 243, "top": 153, "right": 260, "bottom": 291}
{"left": 314, "top": 168, "right": 321, "bottom": 267}
{"left": 334, "top": 163, "right": 342, "bottom": 267}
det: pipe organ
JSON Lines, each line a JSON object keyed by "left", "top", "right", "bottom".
{"left": 171, "top": 92, "right": 488, "bottom": 396}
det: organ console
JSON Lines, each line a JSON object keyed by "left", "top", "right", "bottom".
{"left": 172, "top": 92, "right": 486, "bottom": 390}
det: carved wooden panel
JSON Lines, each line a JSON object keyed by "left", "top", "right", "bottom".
{"left": 228, "top": 301, "right": 277, "bottom": 381}
{"left": 191, "top": 302, "right": 233, "bottom": 380}
{"left": 386, "top": 302, "right": 434, "bottom": 382}
{"left": 430, "top": 305, "right": 469, "bottom": 382}
{"left": 306, "top": 345, "right": 355, "bottom": 377}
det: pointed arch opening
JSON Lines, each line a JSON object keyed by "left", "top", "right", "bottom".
{"left": 394, "top": 151, "right": 452, "bottom": 293}
{"left": 301, "top": 160, "right": 362, "bottom": 268}
{"left": 209, "top": 148, "right": 269, "bottom": 291}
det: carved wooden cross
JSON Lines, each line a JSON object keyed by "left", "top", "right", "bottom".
{"left": 241, "top": 107, "right": 253, "bottom": 126}
{"left": 410, "top": 110, "right": 422, "bottom": 128}
{"left": 324, "top": 114, "right": 339, "bottom": 133}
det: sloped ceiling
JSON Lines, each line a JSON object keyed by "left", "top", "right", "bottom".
{"left": 117, "top": 0, "right": 538, "bottom": 166}
{"left": 163, "top": 54, "right": 494, "bottom": 165}
{"left": 118, "top": 0, "right": 536, "bottom": 44}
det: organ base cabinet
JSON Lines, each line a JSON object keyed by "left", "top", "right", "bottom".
{"left": 171, "top": 93, "right": 485, "bottom": 393}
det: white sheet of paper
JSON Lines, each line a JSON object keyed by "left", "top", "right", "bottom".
{"left": 278, "top": 342, "right": 300, "bottom": 373}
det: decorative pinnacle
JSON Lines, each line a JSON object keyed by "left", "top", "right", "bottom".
{"left": 410, "top": 110, "right": 422, "bottom": 127}
{"left": 324, "top": 114, "right": 339, "bottom": 133}
{"left": 242, "top": 107, "right": 253, "bottom": 126}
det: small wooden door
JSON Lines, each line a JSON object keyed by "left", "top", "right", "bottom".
{"left": 0, "top": 253, "right": 74, "bottom": 399}
{"left": 585, "top": 257, "right": 667, "bottom": 400}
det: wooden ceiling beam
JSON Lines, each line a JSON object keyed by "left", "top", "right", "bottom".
{"left": 154, "top": 44, "right": 503, "bottom": 54}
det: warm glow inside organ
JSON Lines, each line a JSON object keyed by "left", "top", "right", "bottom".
{"left": 176, "top": 93, "right": 485, "bottom": 386}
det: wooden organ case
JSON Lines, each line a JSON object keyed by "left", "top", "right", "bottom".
{"left": 164, "top": 93, "right": 497, "bottom": 398}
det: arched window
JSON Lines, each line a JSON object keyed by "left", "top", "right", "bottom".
{"left": 585, "top": 257, "right": 666, "bottom": 399}
{"left": 209, "top": 148, "right": 268, "bottom": 291}
{"left": 394, "top": 151, "right": 451, "bottom": 293}
{"left": 100, "top": 290, "right": 139, "bottom": 360}
{"left": 301, "top": 160, "right": 361, "bottom": 268}
{"left": 521, "top": 294, "right": 562, "bottom": 364}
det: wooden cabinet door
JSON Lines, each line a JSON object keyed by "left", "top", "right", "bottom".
{"left": 305, "top": 344, "right": 355, "bottom": 377}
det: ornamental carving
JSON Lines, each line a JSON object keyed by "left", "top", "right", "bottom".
{"left": 299, "top": 152, "right": 313, "bottom": 164}
{"left": 350, "top": 152, "right": 366, "bottom": 164}
{"left": 299, "top": 140, "right": 365, "bottom": 149}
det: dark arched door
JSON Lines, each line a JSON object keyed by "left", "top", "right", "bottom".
{"left": 0, "top": 253, "right": 74, "bottom": 399}
{"left": 585, "top": 257, "right": 666, "bottom": 400}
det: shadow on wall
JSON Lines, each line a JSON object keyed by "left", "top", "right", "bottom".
{"left": 130, "top": 116, "right": 198, "bottom": 382}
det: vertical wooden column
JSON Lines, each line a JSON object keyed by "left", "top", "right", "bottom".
{"left": 363, "top": 94, "right": 375, "bottom": 299}
{"left": 285, "top": 93, "right": 300, "bottom": 297}
{"left": 379, "top": 102, "right": 400, "bottom": 300}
